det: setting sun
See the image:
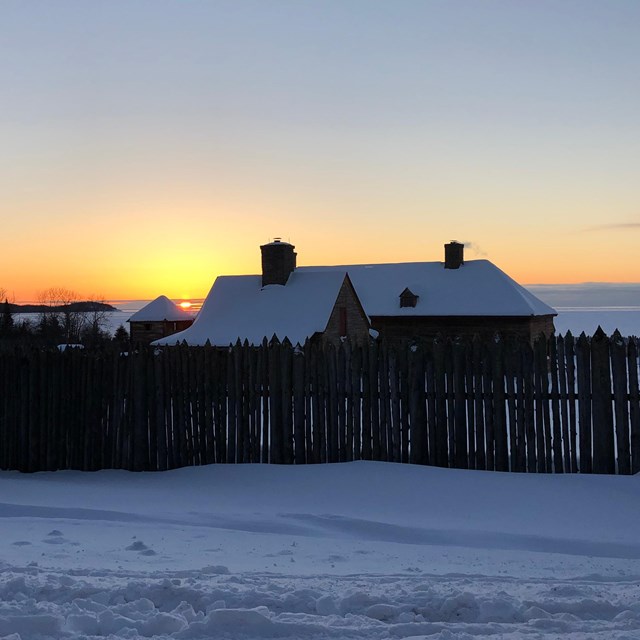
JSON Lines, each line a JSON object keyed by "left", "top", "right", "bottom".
{"left": 179, "top": 301, "right": 192, "bottom": 309}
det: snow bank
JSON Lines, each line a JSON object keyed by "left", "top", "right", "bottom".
{"left": 1, "top": 462, "right": 639, "bottom": 639}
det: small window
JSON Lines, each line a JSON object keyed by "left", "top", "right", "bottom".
{"left": 399, "top": 288, "right": 418, "bottom": 308}
{"left": 339, "top": 307, "right": 347, "bottom": 336}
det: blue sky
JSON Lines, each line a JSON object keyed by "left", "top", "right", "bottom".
{"left": 2, "top": 1, "right": 639, "bottom": 298}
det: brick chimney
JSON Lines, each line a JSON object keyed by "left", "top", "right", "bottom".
{"left": 444, "top": 241, "right": 464, "bottom": 269}
{"left": 260, "top": 239, "right": 297, "bottom": 286}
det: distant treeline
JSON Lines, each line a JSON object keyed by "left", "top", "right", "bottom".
{"left": 8, "top": 301, "right": 118, "bottom": 314}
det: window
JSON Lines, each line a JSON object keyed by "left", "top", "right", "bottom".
{"left": 399, "top": 288, "right": 418, "bottom": 308}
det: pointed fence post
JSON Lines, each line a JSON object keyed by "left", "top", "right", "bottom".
{"left": 628, "top": 338, "right": 640, "bottom": 474}
{"left": 611, "top": 330, "right": 630, "bottom": 474}
{"left": 591, "top": 327, "right": 615, "bottom": 474}
{"left": 575, "top": 332, "right": 592, "bottom": 473}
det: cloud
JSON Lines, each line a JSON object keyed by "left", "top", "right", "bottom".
{"left": 585, "top": 223, "right": 640, "bottom": 232}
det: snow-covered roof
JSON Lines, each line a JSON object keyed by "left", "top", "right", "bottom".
{"left": 153, "top": 271, "right": 348, "bottom": 346}
{"left": 298, "top": 260, "right": 556, "bottom": 317}
{"left": 128, "top": 295, "right": 194, "bottom": 323}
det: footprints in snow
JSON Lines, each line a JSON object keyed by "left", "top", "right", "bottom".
{"left": 43, "top": 530, "right": 77, "bottom": 546}
{"left": 125, "top": 539, "right": 157, "bottom": 556}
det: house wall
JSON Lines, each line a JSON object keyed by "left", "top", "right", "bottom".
{"left": 130, "top": 319, "right": 194, "bottom": 345}
{"left": 323, "top": 278, "right": 370, "bottom": 343}
{"left": 370, "top": 315, "right": 555, "bottom": 342}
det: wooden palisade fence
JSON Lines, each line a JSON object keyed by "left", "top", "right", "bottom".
{"left": 0, "top": 330, "right": 639, "bottom": 474}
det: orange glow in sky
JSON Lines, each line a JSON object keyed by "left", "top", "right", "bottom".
{"left": 1, "top": 2, "right": 639, "bottom": 302}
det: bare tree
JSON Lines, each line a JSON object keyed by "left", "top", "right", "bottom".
{"left": 81, "top": 294, "right": 113, "bottom": 346}
{"left": 37, "top": 287, "right": 82, "bottom": 343}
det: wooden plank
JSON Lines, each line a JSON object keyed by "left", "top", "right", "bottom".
{"left": 317, "top": 342, "right": 327, "bottom": 463}
{"left": 540, "top": 336, "right": 553, "bottom": 473}
{"left": 281, "top": 339, "right": 294, "bottom": 464}
{"left": 628, "top": 338, "right": 640, "bottom": 474}
{"left": 171, "top": 346, "right": 186, "bottom": 468}
{"left": 533, "top": 336, "right": 547, "bottom": 473}
{"left": 336, "top": 342, "right": 347, "bottom": 462}
{"left": 444, "top": 340, "right": 455, "bottom": 468}
{"left": 556, "top": 334, "right": 571, "bottom": 473}
{"left": 194, "top": 348, "right": 207, "bottom": 466}
{"left": 361, "top": 341, "right": 372, "bottom": 460}
{"left": 472, "top": 338, "right": 486, "bottom": 470}
{"left": 548, "top": 336, "right": 563, "bottom": 472}
{"left": 304, "top": 340, "right": 313, "bottom": 463}
{"left": 343, "top": 340, "right": 354, "bottom": 462}
{"left": 293, "top": 345, "right": 306, "bottom": 464}
{"left": 139, "top": 349, "right": 151, "bottom": 470}
{"left": 233, "top": 341, "right": 246, "bottom": 463}
{"left": 433, "top": 339, "right": 448, "bottom": 467}
{"left": 576, "top": 333, "right": 592, "bottom": 473}
{"left": 513, "top": 340, "right": 527, "bottom": 472}
{"left": 146, "top": 350, "right": 158, "bottom": 471}
{"left": 492, "top": 338, "right": 508, "bottom": 472}
{"left": 425, "top": 346, "right": 437, "bottom": 467}
{"left": 564, "top": 332, "right": 578, "bottom": 473}
{"left": 268, "top": 338, "right": 281, "bottom": 464}
{"left": 202, "top": 344, "right": 215, "bottom": 465}
{"left": 379, "top": 341, "right": 391, "bottom": 462}
{"left": 350, "top": 343, "right": 362, "bottom": 461}
{"left": 184, "top": 346, "right": 196, "bottom": 465}
{"left": 453, "top": 339, "right": 468, "bottom": 469}
{"left": 464, "top": 340, "right": 476, "bottom": 470}
{"left": 260, "top": 338, "right": 269, "bottom": 464}
{"left": 326, "top": 342, "right": 339, "bottom": 463}
{"left": 227, "top": 344, "right": 238, "bottom": 463}
{"left": 369, "top": 340, "right": 381, "bottom": 460}
{"left": 154, "top": 349, "right": 168, "bottom": 470}
{"left": 504, "top": 341, "right": 518, "bottom": 472}
{"left": 611, "top": 331, "right": 630, "bottom": 474}
{"left": 248, "top": 345, "right": 260, "bottom": 463}
{"left": 409, "top": 342, "right": 427, "bottom": 465}
{"left": 310, "top": 342, "right": 322, "bottom": 463}
{"left": 388, "top": 346, "right": 401, "bottom": 463}
{"left": 591, "top": 328, "right": 615, "bottom": 474}
{"left": 482, "top": 342, "right": 495, "bottom": 471}
{"left": 398, "top": 344, "right": 410, "bottom": 464}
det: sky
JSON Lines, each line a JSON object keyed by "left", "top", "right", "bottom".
{"left": 1, "top": 0, "right": 639, "bottom": 301}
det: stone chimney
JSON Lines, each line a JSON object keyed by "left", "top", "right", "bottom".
{"left": 260, "top": 238, "right": 297, "bottom": 286}
{"left": 444, "top": 241, "right": 464, "bottom": 269}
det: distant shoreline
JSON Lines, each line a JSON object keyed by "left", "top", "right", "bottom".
{"left": 7, "top": 301, "right": 119, "bottom": 314}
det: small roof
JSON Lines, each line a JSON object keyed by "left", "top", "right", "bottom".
{"left": 153, "top": 271, "right": 348, "bottom": 346}
{"left": 128, "top": 295, "right": 194, "bottom": 323}
{"left": 298, "top": 260, "right": 556, "bottom": 317}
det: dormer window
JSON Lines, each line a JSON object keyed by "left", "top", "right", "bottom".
{"left": 399, "top": 287, "right": 418, "bottom": 308}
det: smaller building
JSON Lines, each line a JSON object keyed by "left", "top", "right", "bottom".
{"left": 128, "top": 295, "right": 195, "bottom": 345}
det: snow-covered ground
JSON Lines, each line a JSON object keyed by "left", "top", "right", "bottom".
{"left": 2, "top": 461, "right": 640, "bottom": 639}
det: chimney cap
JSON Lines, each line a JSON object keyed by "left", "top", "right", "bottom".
{"left": 263, "top": 237, "right": 294, "bottom": 247}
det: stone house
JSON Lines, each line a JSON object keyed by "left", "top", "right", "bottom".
{"left": 153, "top": 240, "right": 555, "bottom": 346}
